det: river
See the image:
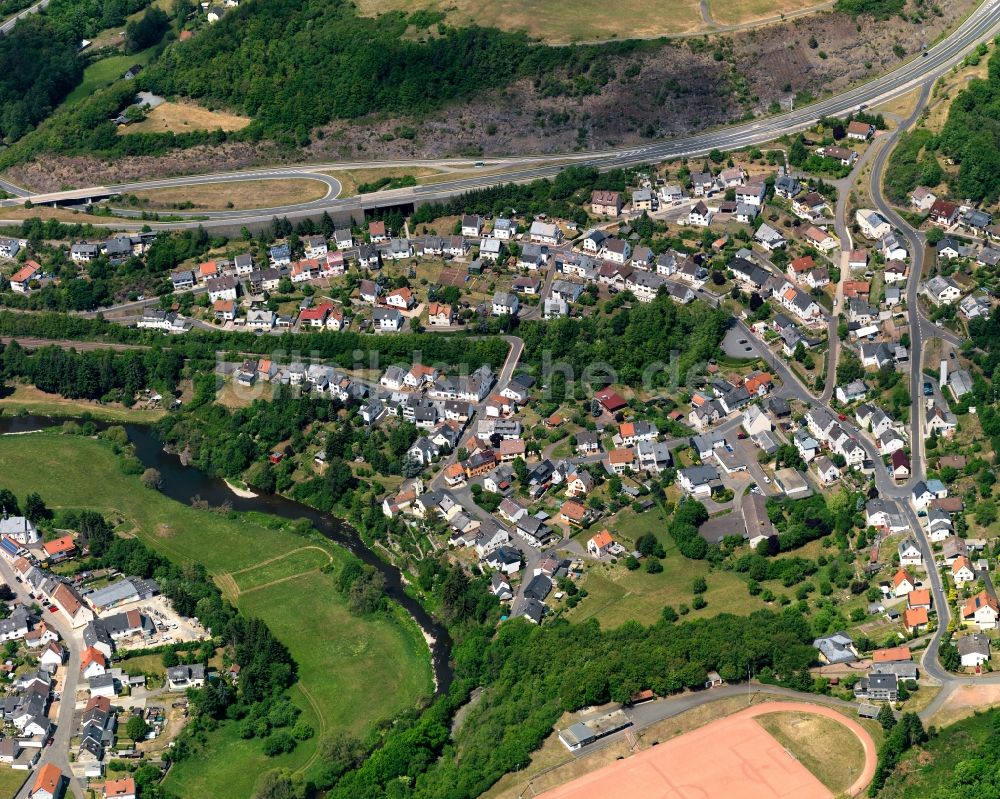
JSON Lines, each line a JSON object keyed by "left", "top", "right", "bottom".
{"left": 0, "top": 412, "right": 454, "bottom": 694}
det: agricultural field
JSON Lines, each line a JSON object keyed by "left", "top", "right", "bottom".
{"left": 0, "top": 432, "right": 433, "bottom": 793}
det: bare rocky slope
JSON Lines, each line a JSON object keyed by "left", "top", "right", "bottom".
{"left": 4, "top": 0, "right": 975, "bottom": 191}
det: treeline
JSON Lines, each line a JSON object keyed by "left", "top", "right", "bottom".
{"left": 834, "top": 0, "right": 904, "bottom": 17}
{"left": 666, "top": 498, "right": 709, "bottom": 558}
{"left": 0, "top": 340, "right": 184, "bottom": 402}
{"left": 938, "top": 46, "right": 1000, "bottom": 203}
{"left": 884, "top": 129, "right": 943, "bottom": 205}
{"left": 519, "top": 292, "right": 730, "bottom": 387}
{"left": 412, "top": 166, "right": 634, "bottom": 227}
{"left": 869, "top": 712, "right": 927, "bottom": 795}
{"left": 46, "top": 0, "right": 150, "bottom": 39}
{"left": 0, "top": 16, "right": 82, "bottom": 144}
{"left": 0, "top": 310, "right": 509, "bottom": 370}
{"left": 320, "top": 609, "right": 816, "bottom": 799}
{"left": 135, "top": 0, "right": 663, "bottom": 142}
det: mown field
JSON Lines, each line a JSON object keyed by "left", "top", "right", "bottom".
{"left": 0, "top": 432, "right": 433, "bottom": 795}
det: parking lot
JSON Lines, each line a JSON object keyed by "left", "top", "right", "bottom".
{"left": 721, "top": 326, "right": 759, "bottom": 358}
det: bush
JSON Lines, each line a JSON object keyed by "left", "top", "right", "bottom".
{"left": 262, "top": 731, "right": 298, "bottom": 756}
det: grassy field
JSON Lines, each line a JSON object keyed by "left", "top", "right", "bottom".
{"left": 708, "top": 0, "right": 830, "bottom": 26}
{"left": 229, "top": 546, "right": 332, "bottom": 593}
{"left": 64, "top": 48, "right": 156, "bottom": 105}
{"left": 356, "top": 0, "right": 704, "bottom": 42}
{"left": 123, "top": 101, "right": 251, "bottom": 135}
{"left": 0, "top": 433, "right": 433, "bottom": 794}
{"left": 0, "top": 767, "right": 27, "bottom": 799}
{"left": 356, "top": 0, "right": 833, "bottom": 42}
{"left": 165, "top": 684, "right": 322, "bottom": 798}
{"left": 321, "top": 166, "right": 443, "bottom": 197}
{"left": 755, "top": 711, "right": 865, "bottom": 793}
{"left": 0, "top": 384, "right": 166, "bottom": 423}
{"left": 129, "top": 178, "right": 330, "bottom": 210}
{"left": 564, "top": 506, "right": 766, "bottom": 627}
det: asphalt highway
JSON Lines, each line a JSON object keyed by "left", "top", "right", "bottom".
{"left": 2, "top": 0, "right": 999, "bottom": 229}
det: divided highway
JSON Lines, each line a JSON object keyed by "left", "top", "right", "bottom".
{"left": 1, "top": 0, "right": 999, "bottom": 229}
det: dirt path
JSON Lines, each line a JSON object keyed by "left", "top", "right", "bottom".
{"left": 226, "top": 545, "right": 332, "bottom": 576}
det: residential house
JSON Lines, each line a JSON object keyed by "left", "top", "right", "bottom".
{"left": 959, "top": 634, "right": 991, "bottom": 667}
{"left": 816, "top": 145, "right": 857, "bottom": 166}
{"left": 847, "top": 120, "right": 875, "bottom": 140}
{"left": 687, "top": 201, "right": 713, "bottom": 227}
{"left": 856, "top": 209, "right": 891, "bottom": 240}
{"left": 492, "top": 292, "right": 519, "bottom": 317}
{"left": 929, "top": 199, "right": 960, "bottom": 226}
{"left": 910, "top": 186, "right": 937, "bottom": 211}
{"left": 962, "top": 591, "right": 1000, "bottom": 629}
{"left": 952, "top": 556, "right": 976, "bottom": 586}
{"left": 167, "top": 664, "right": 206, "bottom": 690}
{"left": 677, "top": 464, "right": 719, "bottom": 497}
{"left": 529, "top": 221, "right": 562, "bottom": 245}
{"left": 898, "top": 538, "right": 922, "bottom": 567}
{"left": 373, "top": 308, "right": 404, "bottom": 332}
{"left": 813, "top": 632, "right": 858, "bottom": 664}
{"left": 854, "top": 673, "right": 898, "bottom": 701}
{"left": 587, "top": 530, "right": 616, "bottom": 558}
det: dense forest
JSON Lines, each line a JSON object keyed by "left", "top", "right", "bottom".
{"left": 937, "top": 45, "right": 1000, "bottom": 203}
{"left": 137, "top": 0, "right": 662, "bottom": 142}
{"left": 313, "top": 607, "right": 816, "bottom": 799}
{"left": 519, "top": 292, "right": 730, "bottom": 388}
{"left": 0, "top": 340, "right": 184, "bottom": 402}
{"left": 0, "top": 16, "right": 81, "bottom": 144}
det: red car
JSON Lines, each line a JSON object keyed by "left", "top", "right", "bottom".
{"left": 46, "top": 605, "right": 57, "bottom": 613}
{"left": 838, "top": 414, "right": 847, "bottom": 421}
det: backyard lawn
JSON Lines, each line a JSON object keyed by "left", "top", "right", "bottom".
{"left": 0, "top": 767, "right": 27, "bottom": 798}
{"left": 64, "top": 48, "right": 156, "bottom": 105}
{"left": 565, "top": 506, "right": 766, "bottom": 627}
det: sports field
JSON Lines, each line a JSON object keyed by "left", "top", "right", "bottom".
{"left": 537, "top": 702, "right": 876, "bottom": 799}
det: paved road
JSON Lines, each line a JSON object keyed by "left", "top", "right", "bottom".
{"left": 867, "top": 81, "right": 935, "bottom": 491}
{"left": 0, "top": 557, "right": 87, "bottom": 799}
{"left": 0, "top": 0, "right": 49, "bottom": 36}
{"left": 3, "top": 0, "right": 999, "bottom": 229}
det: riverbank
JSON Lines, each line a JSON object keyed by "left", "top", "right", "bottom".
{"left": 0, "top": 384, "right": 166, "bottom": 423}
{"left": 0, "top": 430, "right": 435, "bottom": 797}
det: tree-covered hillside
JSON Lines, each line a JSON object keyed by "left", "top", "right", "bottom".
{"left": 138, "top": 0, "right": 657, "bottom": 141}
{"left": 0, "top": 16, "right": 81, "bottom": 144}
